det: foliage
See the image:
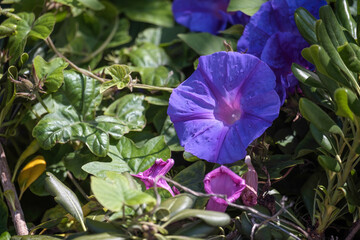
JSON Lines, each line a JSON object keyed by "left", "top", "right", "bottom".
{"left": 1, "top": 0, "right": 360, "bottom": 239}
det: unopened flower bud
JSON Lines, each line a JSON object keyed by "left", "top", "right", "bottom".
{"left": 241, "top": 155, "right": 258, "bottom": 206}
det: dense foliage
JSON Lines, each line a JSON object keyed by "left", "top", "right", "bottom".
{"left": 1, "top": 0, "right": 360, "bottom": 239}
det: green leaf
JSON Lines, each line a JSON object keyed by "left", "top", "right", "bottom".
{"left": 134, "top": 66, "right": 180, "bottom": 87}
{"left": 337, "top": 42, "right": 360, "bottom": 72}
{"left": 294, "top": 7, "right": 318, "bottom": 44}
{"left": 106, "top": 19, "right": 131, "bottom": 49}
{"left": 82, "top": 136, "right": 171, "bottom": 177}
{"left": 299, "top": 98, "right": 343, "bottom": 136}
{"left": 33, "top": 56, "right": 68, "bottom": 93}
{"left": 261, "top": 155, "right": 303, "bottom": 179}
{"left": 128, "top": 43, "right": 170, "bottom": 68}
{"left": 173, "top": 161, "right": 205, "bottom": 192}
{"left": 44, "top": 172, "right": 86, "bottom": 231}
{"left": 160, "top": 116, "right": 183, "bottom": 151}
{"left": 335, "top": 0, "right": 356, "bottom": 38}
{"left": 310, "top": 124, "right": 336, "bottom": 155}
{"left": 319, "top": 6, "right": 347, "bottom": 48}
{"left": 0, "top": 231, "right": 10, "bottom": 240}
{"left": 291, "top": 63, "right": 323, "bottom": 89}
{"left": 227, "top": 0, "right": 266, "bottom": 16}
{"left": 115, "top": 0, "right": 173, "bottom": 27}
{"left": 334, "top": 88, "right": 354, "bottom": 120}
{"left": 100, "top": 65, "right": 131, "bottom": 93}
{"left": 157, "top": 194, "right": 196, "bottom": 221}
{"left": 4, "top": 12, "right": 55, "bottom": 64}
{"left": 104, "top": 93, "right": 147, "bottom": 131}
{"left": 77, "top": 0, "right": 104, "bottom": 10}
{"left": 91, "top": 173, "right": 156, "bottom": 212}
{"left": 178, "top": 33, "right": 228, "bottom": 55}
{"left": 318, "top": 155, "right": 341, "bottom": 172}
{"left": 0, "top": 198, "right": 8, "bottom": 233}
{"left": 162, "top": 209, "right": 230, "bottom": 228}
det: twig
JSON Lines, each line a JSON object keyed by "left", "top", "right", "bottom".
{"left": 66, "top": 171, "right": 90, "bottom": 201}
{"left": 345, "top": 220, "right": 360, "bottom": 240}
{"left": 45, "top": 37, "right": 173, "bottom": 92}
{"left": 0, "top": 143, "right": 28, "bottom": 235}
{"left": 153, "top": 175, "right": 309, "bottom": 239}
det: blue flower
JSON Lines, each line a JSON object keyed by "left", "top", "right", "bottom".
{"left": 167, "top": 52, "right": 280, "bottom": 164}
{"left": 237, "top": 0, "right": 327, "bottom": 102}
{"left": 172, "top": 0, "right": 249, "bottom": 34}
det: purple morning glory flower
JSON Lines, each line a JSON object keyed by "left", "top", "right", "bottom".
{"left": 237, "top": 0, "right": 327, "bottom": 102}
{"left": 132, "top": 158, "right": 175, "bottom": 196}
{"left": 167, "top": 52, "right": 280, "bottom": 164}
{"left": 241, "top": 155, "right": 258, "bottom": 206}
{"left": 172, "top": 0, "right": 249, "bottom": 34}
{"left": 204, "top": 166, "right": 246, "bottom": 212}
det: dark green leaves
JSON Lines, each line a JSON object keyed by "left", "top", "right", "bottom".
{"left": 3, "top": 12, "right": 55, "bottom": 64}
{"left": 299, "top": 98, "right": 343, "bottom": 136}
{"left": 100, "top": 65, "right": 131, "bottom": 93}
{"left": 178, "top": 33, "right": 229, "bottom": 55}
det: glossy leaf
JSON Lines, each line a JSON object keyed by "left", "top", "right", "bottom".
{"left": 91, "top": 173, "right": 156, "bottom": 212}
{"left": 115, "top": 0, "right": 173, "bottom": 27}
{"left": 334, "top": 88, "right": 354, "bottom": 120}
{"left": 310, "top": 124, "right": 336, "bottom": 155}
{"left": 173, "top": 161, "right": 205, "bottom": 192}
{"left": 337, "top": 42, "right": 360, "bottom": 72}
{"left": 294, "top": 7, "right": 318, "bottom": 44}
{"left": 160, "top": 116, "right": 183, "bottom": 151}
{"left": 172, "top": 220, "right": 216, "bottom": 238}
{"left": 318, "top": 155, "right": 341, "bottom": 172}
{"left": 291, "top": 63, "right": 323, "bottom": 89}
{"left": 319, "top": 6, "right": 347, "bottom": 48}
{"left": 44, "top": 172, "right": 86, "bottom": 231}
{"left": 18, "top": 155, "right": 46, "bottom": 199}
{"left": 100, "top": 65, "right": 131, "bottom": 93}
{"left": 157, "top": 194, "right": 196, "bottom": 221}
{"left": 82, "top": 136, "right": 171, "bottom": 177}
{"left": 128, "top": 43, "right": 170, "bottom": 68}
{"left": 178, "top": 33, "right": 229, "bottom": 55}
{"left": 33, "top": 56, "right": 68, "bottom": 93}
{"left": 3, "top": 12, "right": 55, "bottom": 64}
{"left": 162, "top": 209, "right": 230, "bottom": 228}
{"left": 335, "top": 0, "right": 356, "bottom": 38}
{"left": 134, "top": 66, "right": 180, "bottom": 87}
{"left": 299, "top": 98, "right": 343, "bottom": 136}
{"left": 227, "top": 0, "right": 266, "bottom": 16}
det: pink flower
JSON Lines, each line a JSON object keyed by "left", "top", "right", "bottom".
{"left": 241, "top": 155, "right": 258, "bottom": 206}
{"left": 204, "top": 166, "right": 246, "bottom": 212}
{"left": 132, "top": 159, "right": 175, "bottom": 196}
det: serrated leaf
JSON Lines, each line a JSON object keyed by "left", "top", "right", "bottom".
{"left": 44, "top": 172, "right": 86, "bottom": 231}
{"left": 82, "top": 136, "right": 171, "bottom": 177}
{"left": 33, "top": 56, "right": 68, "bottom": 93}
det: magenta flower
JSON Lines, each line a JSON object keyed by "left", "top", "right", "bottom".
{"left": 241, "top": 155, "right": 258, "bottom": 206}
{"left": 204, "top": 166, "right": 246, "bottom": 212}
{"left": 237, "top": 0, "right": 326, "bottom": 102}
{"left": 172, "top": 0, "right": 249, "bottom": 34}
{"left": 167, "top": 52, "right": 280, "bottom": 164}
{"left": 132, "top": 158, "right": 175, "bottom": 196}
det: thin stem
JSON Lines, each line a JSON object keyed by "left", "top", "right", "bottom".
{"left": 0, "top": 143, "right": 28, "bottom": 235}
{"left": 45, "top": 37, "right": 174, "bottom": 92}
{"left": 66, "top": 171, "right": 90, "bottom": 201}
{"left": 35, "top": 91, "right": 50, "bottom": 113}
{"left": 77, "top": 17, "right": 119, "bottom": 64}
{"left": 345, "top": 220, "right": 360, "bottom": 240}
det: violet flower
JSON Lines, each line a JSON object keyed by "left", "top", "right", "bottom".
{"left": 204, "top": 166, "right": 246, "bottom": 212}
{"left": 132, "top": 158, "right": 175, "bottom": 196}
{"left": 237, "top": 0, "right": 327, "bottom": 102}
{"left": 241, "top": 155, "right": 258, "bottom": 206}
{"left": 172, "top": 0, "right": 249, "bottom": 34}
{"left": 167, "top": 52, "right": 280, "bottom": 164}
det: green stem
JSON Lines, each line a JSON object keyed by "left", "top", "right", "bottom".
{"left": 132, "top": 84, "right": 173, "bottom": 92}
{"left": 77, "top": 17, "right": 119, "bottom": 64}
{"left": 35, "top": 91, "right": 50, "bottom": 114}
